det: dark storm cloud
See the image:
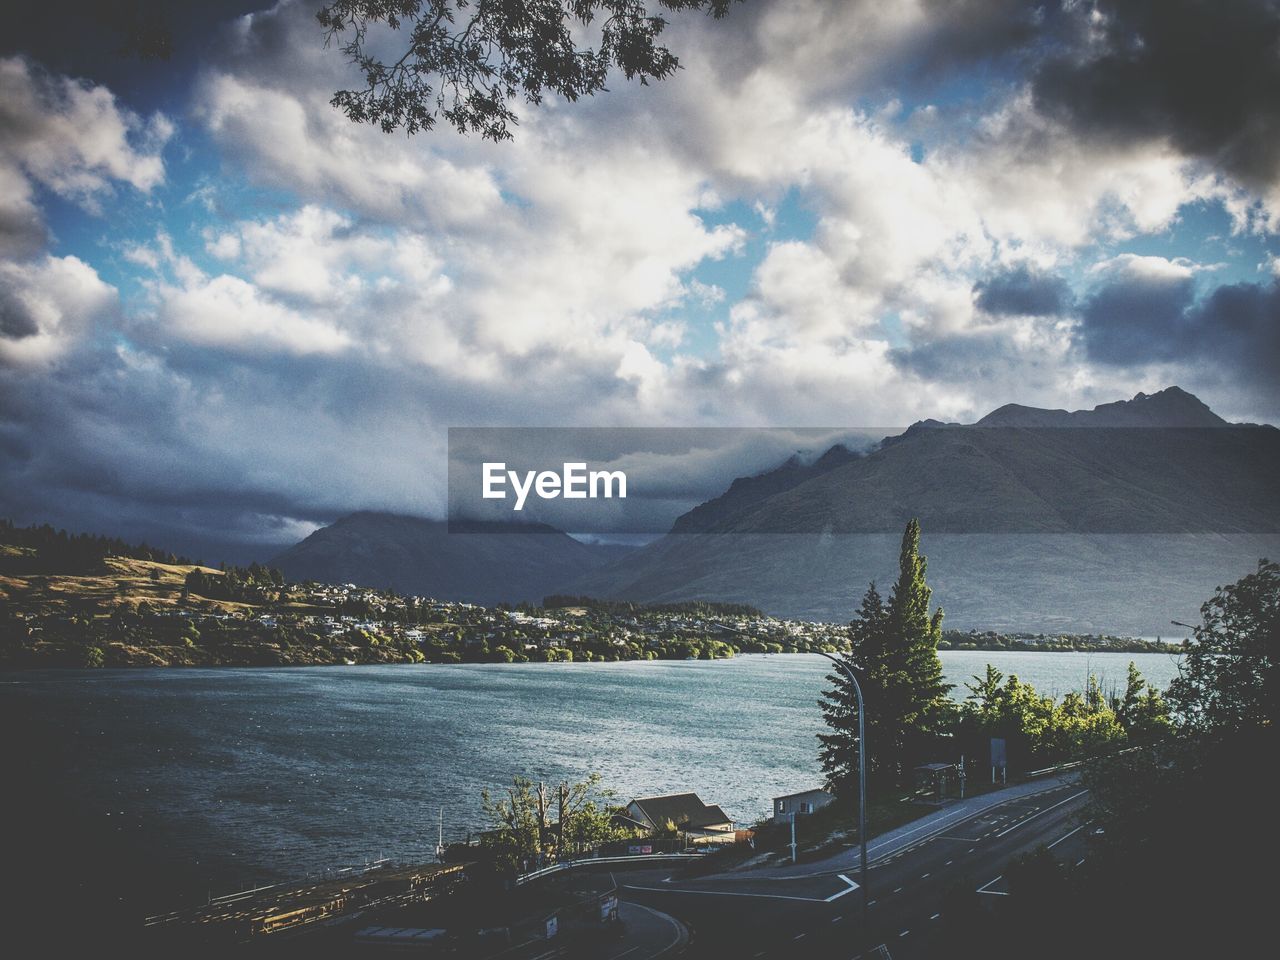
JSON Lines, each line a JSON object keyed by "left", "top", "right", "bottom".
{"left": 1032, "top": 0, "right": 1280, "bottom": 192}
{"left": 890, "top": 330, "right": 1044, "bottom": 383}
{"left": 1079, "top": 270, "right": 1196, "bottom": 365}
{"left": 0, "top": 285, "right": 38, "bottom": 339}
{"left": 1080, "top": 273, "right": 1280, "bottom": 405}
{"left": 1, "top": 1, "right": 270, "bottom": 103}
{"left": 0, "top": 208, "right": 47, "bottom": 260}
{"left": 974, "top": 264, "right": 1073, "bottom": 317}
{"left": 904, "top": 0, "right": 1047, "bottom": 81}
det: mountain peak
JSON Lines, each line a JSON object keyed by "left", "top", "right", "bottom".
{"left": 975, "top": 386, "right": 1227, "bottom": 428}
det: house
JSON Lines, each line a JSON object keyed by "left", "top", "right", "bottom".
{"left": 624, "top": 793, "right": 734, "bottom": 837}
{"left": 772, "top": 788, "right": 835, "bottom": 824}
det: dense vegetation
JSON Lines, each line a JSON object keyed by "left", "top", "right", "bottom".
{"left": 818, "top": 524, "right": 1275, "bottom": 959}
{"left": 542, "top": 595, "right": 764, "bottom": 617}
{"left": 819, "top": 520, "right": 1172, "bottom": 793}
{"left": 0, "top": 519, "right": 191, "bottom": 573}
{"left": 940, "top": 628, "right": 1172, "bottom": 653}
{"left": 945, "top": 559, "right": 1278, "bottom": 959}
{"left": 460, "top": 773, "right": 640, "bottom": 875}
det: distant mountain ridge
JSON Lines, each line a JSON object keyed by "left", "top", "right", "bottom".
{"left": 977, "top": 385, "right": 1229, "bottom": 428}
{"left": 271, "top": 512, "right": 629, "bottom": 605}
{"left": 688, "top": 387, "right": 1276, "bottom": 535}
{"left": 671, "top": 444, "right": 860, "bottom": 533}
{"left": 567, "top": 388, "right": 1279, "bottom": 633}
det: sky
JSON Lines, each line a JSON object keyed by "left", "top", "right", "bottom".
{"left": 1, "top": 0, "right": 1279, "bottom": 561}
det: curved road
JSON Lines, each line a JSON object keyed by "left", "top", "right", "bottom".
{"left": 616, "top": 778, "right": 1090, "bottom": 959}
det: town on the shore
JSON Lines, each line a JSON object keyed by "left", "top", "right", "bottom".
{"left": 1, "top": 520, "right": 1175, "bottom": 668}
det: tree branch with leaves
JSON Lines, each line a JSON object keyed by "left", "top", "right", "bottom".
{"left": 317, "top": 0, "right": 738, "bottom": 139}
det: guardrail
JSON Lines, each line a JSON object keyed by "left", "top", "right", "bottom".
{"left": 1024, "top": 759, "right": 1086, "bottom": 778}
{"left": 1024, "top": 742, "right": 1150, "bottom": 780}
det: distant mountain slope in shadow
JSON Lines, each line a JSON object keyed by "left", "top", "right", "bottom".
{"left": 568, "top": 388, "right": 1280, "bottom": 633}
{"left": 272, "top": 512, "right": 628, "bottom": 605}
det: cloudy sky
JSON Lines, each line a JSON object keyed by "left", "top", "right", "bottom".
{"left": 2, "top": 0, "right": 1278, "bottom": 559}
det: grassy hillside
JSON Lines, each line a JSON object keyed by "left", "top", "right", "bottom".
{"left": 0, "top": 545, "right": 423, "bottom": 668}
{"left": 1, "top": 555, "right": 238, "bottom": 614}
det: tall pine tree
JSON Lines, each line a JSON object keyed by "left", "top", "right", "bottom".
{"left": 819, "top": 519, "right": 952, "bottom": 796}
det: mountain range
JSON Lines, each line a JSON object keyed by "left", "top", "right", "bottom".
{"left": 272, "top": 388, "right": 1279, "bottom": 632}
{"left": 271, "top": 514, "right": 630, "bottom": 606}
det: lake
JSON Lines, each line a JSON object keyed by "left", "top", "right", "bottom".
{"left": 2, "top": 651, "right": 1180, "bottom": 913}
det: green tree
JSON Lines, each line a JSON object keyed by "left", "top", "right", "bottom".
{"left": 552, "top": 773, "right": 630, "bottom": 857}
{"left": 1167, "top": 559, "right": 1278, "bottom": 732}
{"left": 819, "top": 519, "right": 953, "bottom": 794}
{"left": 480, "top": 775, "right": 545, "bottom": 872}
{"left": 887, "top": 518, "right": 953, "bottom": 770}
{"left": 318, "top": 0, "right": 737, "bottom": 140}
{"left": 1114, "top": 661, "right": 1171, "bottom": 738}
{"left": 480, "top": 772, "right": 623, "bottom": 871}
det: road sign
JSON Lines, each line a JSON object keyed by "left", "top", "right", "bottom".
{"left": 990, "top": 738, "right": 1007, "bottom": 767}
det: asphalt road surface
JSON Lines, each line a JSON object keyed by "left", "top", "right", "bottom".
{"left": 615, "top": 779, "right": 1090, "bottom": 959}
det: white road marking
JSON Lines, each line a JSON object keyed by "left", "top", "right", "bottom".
{"left": 624, "top": 885, "right": 826, "bottom": 903}
{"left": 920, "top": 873, "right": 930, "bottom": 879}
{"left": 995, "top": 790, "right": 1088, "bottom": 838}
{"left": 945, "top": 860, "right": 953, "bottom": 865}
{"left": 893, "top": 887, "right": 903, "bottom": 894}
{"left": 825, "top": 875, "right": 860, "bottom": 902}
{"left": 623, "top": 901, "right": 685, "bottom": 957}
{"left": 1048, "top": 824, "right": 1087, "bottom": 849}
{"left": 976, "top": 875, "right": 1008, "bottom": 896}
{"left": 899, "top": 929, "right": 910, "bottom": 937}
{"left": 794, "top": 933, "right": 806, "bottom": 941}
{"left": 930, "top": 913, "right": 941, "bottom": 920}
{"left": 1076, "top": 858, "right": 1086, "bottom": 867}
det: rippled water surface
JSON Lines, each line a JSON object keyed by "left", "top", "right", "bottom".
{"left": 3, "top": 651, "right": 1180, "bottom": 909}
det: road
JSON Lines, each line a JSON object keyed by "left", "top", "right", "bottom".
{"left": 614, "top": 777, "right": 1090, "bottom": 959}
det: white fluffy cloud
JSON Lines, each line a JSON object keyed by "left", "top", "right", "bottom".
{"left": 0, "top": 254, "right": 117, "bottom": 366}
{"left": 0, "top": 56, "right": 171, "bottom": 254}
{"left": 4, "top": 0, "right": 1280, "bottom": 551}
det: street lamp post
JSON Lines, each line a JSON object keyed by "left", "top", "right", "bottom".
{"left": 815, "top": 651, "right": 868, "bottom": 936}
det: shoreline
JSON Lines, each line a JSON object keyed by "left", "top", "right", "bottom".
{"left": 4, "top": 645, "right": 1185, "bottom": 670}
{"left": 2, "top": 647, "right": 1186, "bottom": 675}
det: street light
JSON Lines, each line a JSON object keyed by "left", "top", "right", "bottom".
{"left": 814, "top": 651, "right": 868, "bottom": 936}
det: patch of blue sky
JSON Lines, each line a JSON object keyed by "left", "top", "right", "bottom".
{"left": 1089, "top": 197, "right": 1280, "bottom": 292}
{"left": 38, "top": 187, "right": 160, "bottom": 296}
{"left": 877, "top": 312, "right": 909, "bottom": 350}
{"left": 41, "top": 123, "right": 376, "bottom": 307}
{"left": 668, "top": 188, "right": 821, "bottom": 359}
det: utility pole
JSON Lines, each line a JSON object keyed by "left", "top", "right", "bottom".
{"left": 790, "top": 812, "right": 798, "bottom": 864}
{"left": 816, "top": 652, "right": 869, "bottom": 944}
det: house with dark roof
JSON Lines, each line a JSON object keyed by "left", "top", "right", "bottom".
{"left": 624, "top": 793, "right": 734, "bottom": 839}
{"left": 772, "top": 788, "right": 835, "bottom": 824}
